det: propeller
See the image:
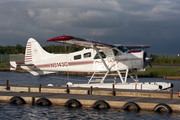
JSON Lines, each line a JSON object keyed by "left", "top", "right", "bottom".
{"left": 143, "top": 52, "right": 153, "bottom": 69}
{"left": 145, "top": 56, "right": 152, "bottom": 68}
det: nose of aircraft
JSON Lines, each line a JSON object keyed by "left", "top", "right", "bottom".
{"left": 143, "top": 52, "right": 153, "bottom": 68}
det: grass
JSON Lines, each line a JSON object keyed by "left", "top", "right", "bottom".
{"left": 0, "top": 62, "right": 10, "bottom": 69}
{"left": 0, "top": 62, "right": 22, "bottom": 70}
{"left": 137, "top": 66, "right": 180, "bottom": 77}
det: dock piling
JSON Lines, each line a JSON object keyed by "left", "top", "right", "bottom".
{"left": 39, "top": 84, "right": 41, "bottom": 92}
{"left": 6, "top": 80, "right": 9, "bottom": 90}
{"left": 90, "top": 86, "right": 93, "bottom": 95}
{"left": 32, "top": 97, "right": 35, "bottom": 105}
{"left": 66, "top": 84, "right": 69, "bottom": 94}
{"left": 112, "top": 84, "right": 115, "bottom": 96}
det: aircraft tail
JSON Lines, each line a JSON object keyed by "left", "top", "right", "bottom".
{"left": 25, "top": 38, "right": 50, "bottom": 64}
{"left": 9, "top": 38, "right": 58, "bottom": 76}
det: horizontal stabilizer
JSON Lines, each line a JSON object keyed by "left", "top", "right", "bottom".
{"left": 9, "top": 61, "right": 35, "bottom": 70}
{"left": 9, "top": 61, "right": 17, "bottom": 70}
{"left": 28, "top": 70, "right": 58, "bottom": 76}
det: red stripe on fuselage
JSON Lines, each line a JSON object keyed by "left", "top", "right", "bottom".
{"left": 68, "top": 61, "right": 93, "bottom": 66}
{"left": 115, "top": 58, "right": 143, "bottom": 62}
{"left": 35, "top": 64, "right": 51, "bottom": 68}
{"left": 33, "top": 58, "right": 142, "bottom": 68}
{"left": 35, "top": 61, "right": 94, "bottom": 68}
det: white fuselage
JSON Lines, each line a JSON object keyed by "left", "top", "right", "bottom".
{"left": 22, "top": 48, "right": 144, "bottom": 73}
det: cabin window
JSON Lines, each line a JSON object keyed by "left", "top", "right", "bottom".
{"left": 94, "top": 52, "right": 106, "bottom": 59}
{"left": 117, "top": 46, "right": 128, "bottom": 53}
{"left": 113, "top": 49, "right": 122, "bottom": 56}
{"left": 84, "top": 52, "right": 91, "bottom": 58}
{"left": 74, "top": 55, "right": 81, "bottom": 60}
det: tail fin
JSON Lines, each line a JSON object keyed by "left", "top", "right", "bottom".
{"left": 25, "top": 38, "right": 50, "bottom": 64}
{"left": 10, "top": 38, "right": 58, "bottom": 76}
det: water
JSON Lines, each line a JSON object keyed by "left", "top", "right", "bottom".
{"left": 1, "top": 104, "right": 180, "bottom": 120}
{"left": 0, "top": 72, "right": 88, "bottom": 86}
{"left": 1, "top": 71, "right": 180, "bottom": 120}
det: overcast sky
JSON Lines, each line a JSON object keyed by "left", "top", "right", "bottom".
{"left": 0, "top": 0, "right": 180, "bottom": 55}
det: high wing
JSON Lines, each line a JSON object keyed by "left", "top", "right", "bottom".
{"left": 125, "top": 45, "right": 150, "bottom": 50}
{"left": 46, "top": 35, "right": 115, "bottom": 49}
{"left": 47, "top": 35, "right": 150, "bottom": 50}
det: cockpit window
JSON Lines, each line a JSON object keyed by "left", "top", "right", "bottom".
{"left": 94, "top": 52, "right": 106, "bottom": 59}
{"left": 113, "top": 49, "right": 122, "bottom": 56}
{"left": 117, "top": 46, "right": 128, "bottom": 53}
{"left": 84, "top": 52, "right": 91, "bottom": 58}
{"left": 74, "top": 55, "right": 81, "bottom": 60}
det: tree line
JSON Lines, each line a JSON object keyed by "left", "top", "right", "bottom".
{"left": 1, "top": 44, "right": 180, "bottom": 64}
{"left": 0, "top": 44, "right": 83, "bottom": 54}
{"left": 150, "top": 54, "right": 180, "bottom": 64}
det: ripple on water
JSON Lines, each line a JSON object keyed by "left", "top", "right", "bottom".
{"left": 1, "top": 72, "right": 180, "bottom": 119}
{"left": 0, "top": 104, "right": 180, "bottom": 120}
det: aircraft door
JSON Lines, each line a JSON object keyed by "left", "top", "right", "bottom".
{"left": 103, "top": 49, "right": 114, "bottom": 69}
{"left": 94, "top": 51, "right": 107, "bottom": 71}
{"left": 112, "top": 49, "right": 127, "bottom": 70}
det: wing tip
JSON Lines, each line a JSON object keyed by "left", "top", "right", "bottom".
{"left": 46, "top": 35, "right": 74, "bottom": 42}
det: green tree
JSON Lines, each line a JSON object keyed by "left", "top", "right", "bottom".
{"left": 68, "top": 46, "right": 76, "bottom": 53}
{"left": 15, "top": 44, "right": 23, "bottom": 53}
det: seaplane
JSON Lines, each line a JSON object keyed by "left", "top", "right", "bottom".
{"left": 10, "top": 35, "right": 173, "bottom": 91}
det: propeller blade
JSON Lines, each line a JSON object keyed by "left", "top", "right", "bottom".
{"left": 148, "top": 62, "right": 152, "bottom": 68}
{"left": 145, "top": 56, "right": 153, "bottom": 68}
{"left": 145, "top": 56, "right": 152, "bottom": 62}
{"left": 143, "top": 61, "right": 147, "bottom": 69}
{"left": 143, "top": 52, "right": 153, "bottom": 69}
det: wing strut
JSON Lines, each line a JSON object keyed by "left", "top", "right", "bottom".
{"left": 86, "top": 45, "right": 110, "bottom": 85}
{"left": 93, "top": 45, "right": 110, "bottom": 72}
{"left": 117, "top": 69, "right": 129, "bottom": 83}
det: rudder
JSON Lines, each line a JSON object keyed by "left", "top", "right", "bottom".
{"left": 25, "top": 38, "right": 50, "bottom": 64}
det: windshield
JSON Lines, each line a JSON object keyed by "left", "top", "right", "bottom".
{"left": 113, "top": 49, "right": 122, "bottom": 56}
{"left": 117, "top": 46, "right": 128, "bottom": 53}
{"left": 94, "top": 52, "right": 106, "bottom": 59}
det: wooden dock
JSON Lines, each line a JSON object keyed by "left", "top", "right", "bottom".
{"left": 164, "top": 76, "right": 180, "bottom": 80}
{"left": 0, "top": 81, "right": 180, "bottom": 113}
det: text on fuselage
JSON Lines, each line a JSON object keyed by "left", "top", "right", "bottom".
{"left": 50, "top": 62, "right": 68, "bottom": 67}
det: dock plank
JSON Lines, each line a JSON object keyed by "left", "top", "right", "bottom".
{"left": 1, "top": 91, "right": 180, "bottom": 112}
{"left": 0, "top": 91, "right": 180, "bottom": 104}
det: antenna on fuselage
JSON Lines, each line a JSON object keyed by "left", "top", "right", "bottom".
{"left": 90, "top": 34, "right": 95, "bottom": 41}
